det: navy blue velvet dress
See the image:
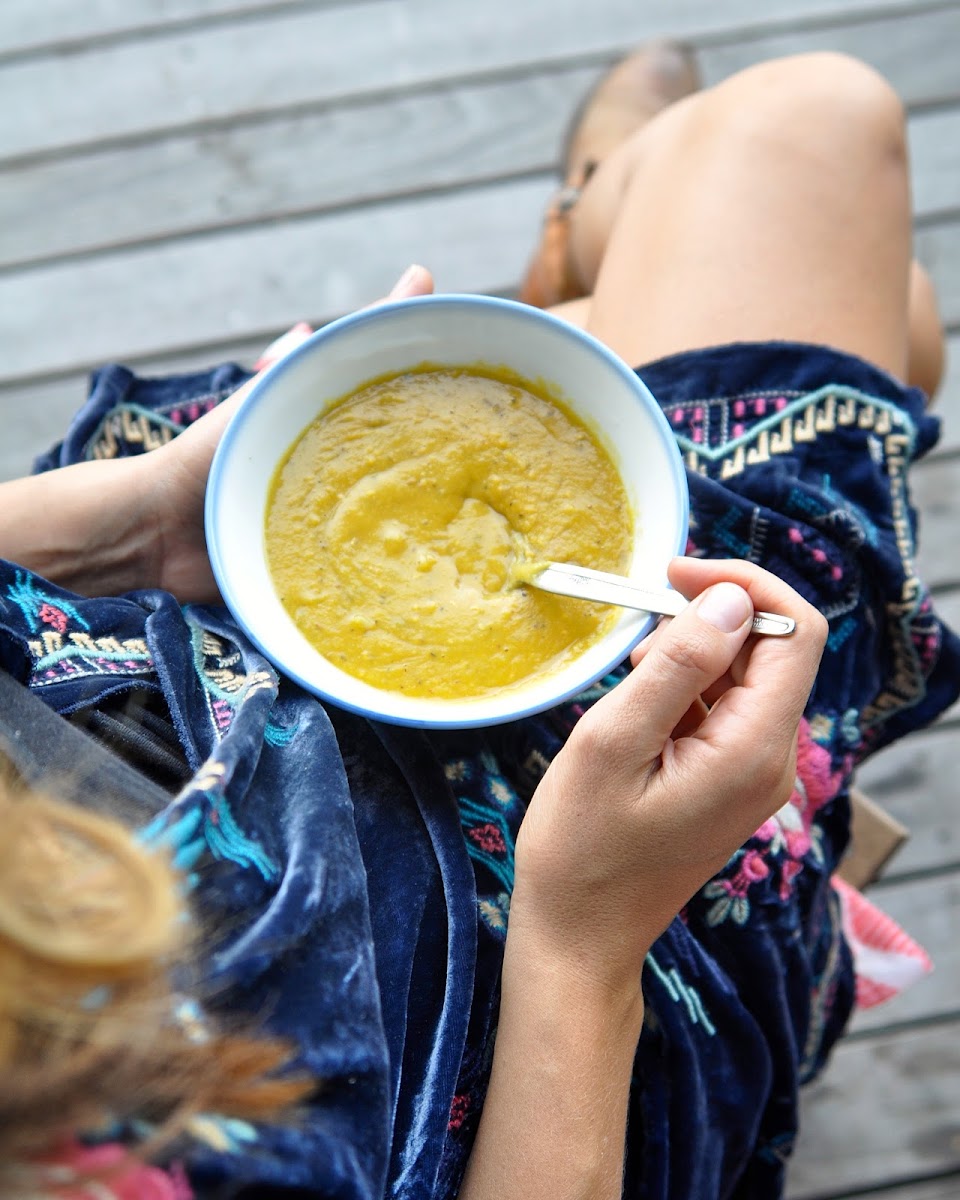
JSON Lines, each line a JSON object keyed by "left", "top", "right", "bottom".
{"left": 2, "top": 341, "right": 957, "bottom": 1198}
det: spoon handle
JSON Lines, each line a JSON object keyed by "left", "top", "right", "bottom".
{"left": 529, "top": 562, "right": 796, "bottom": 637}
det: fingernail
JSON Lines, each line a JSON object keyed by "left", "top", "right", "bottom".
{"left": 696, "top": 583, "right": 752, "bottom": 633}
{"left": 391, "top": 264, "right": 424, "bottom": 295}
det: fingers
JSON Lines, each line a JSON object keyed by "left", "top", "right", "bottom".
{"left": 594, "top": 580, "right": 755, "bottom": 764}
{"left": 385, "top": 263, "right": 434, "bottom": 300}
{"left": 667, "top": 557, "right": 827, "bottom": 720}
{"left": 615, "top": 558, "right": 827, "bottom": 766}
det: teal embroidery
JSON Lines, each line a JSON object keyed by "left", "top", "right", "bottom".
{"left": 711, "top": 506, "right": 754, "bottom": 558}
{"left": 264, "top": 714, "right": 300, "bottom": 747}
{"left": 645, "top": 951, "right": 717, "bottom": 1036}
{"left": 204, "top": 792, "right": 279, "bottom": 880}
{"left": 6, "top": 570, "right": 90, "bottom": 634}
{"left": 457, "top": 795, "right": 516, "bottom": 893}
{"left": 140, "top": 789, "right": 279, "bottom": 884}
{"left": 826, "top": 615, "right": 859, "bottom": 652}
{"left": 672, "top": 384, "right": 916, "bottom": 465}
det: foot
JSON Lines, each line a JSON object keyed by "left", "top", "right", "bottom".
{"left": 519, "top": 42, "right": 700, "bottom": 309}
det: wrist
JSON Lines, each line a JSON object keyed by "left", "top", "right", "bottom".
{"left": 502, "top": 906, "right": 646, "bottom": 1038}
{"left": 505, "top": 876, "right": 654, "bottom": 1014}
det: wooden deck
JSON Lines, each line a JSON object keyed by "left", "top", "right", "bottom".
{"left": 1, "top": 1, "right": 958, "bottom": 1195}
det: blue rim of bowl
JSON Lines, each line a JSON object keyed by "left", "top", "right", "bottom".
{"left": 205, "top": 293, "right": 690, "bottom": 728}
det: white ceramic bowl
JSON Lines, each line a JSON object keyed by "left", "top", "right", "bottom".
{"left": 206, "top": 294, "right": 688, "bottom": 728}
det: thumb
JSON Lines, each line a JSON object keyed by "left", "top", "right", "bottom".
{"left": 614, "top": 582, "right": 753, "bottom": 759}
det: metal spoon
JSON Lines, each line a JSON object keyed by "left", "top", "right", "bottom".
{"left": 524, "top": 561, "right": 796, "bottom": 637}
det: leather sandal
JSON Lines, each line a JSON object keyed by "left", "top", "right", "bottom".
{"left": 518, "top": 42, "right": 700, "bottom": 309}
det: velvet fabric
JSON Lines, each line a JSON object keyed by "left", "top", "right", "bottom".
{"left": 1, "top": 341, "right": 957, "bottom": 1198}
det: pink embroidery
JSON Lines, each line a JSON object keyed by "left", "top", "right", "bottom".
{"left": 706, "top": 720, "right": 846, "bottom": 921}
{"left": 468, "top": 823, "right": 506, "bottom": 855}
{"left": 448, "top": 1093, "right": 471, "bottom": 1131}
{"left": 212, "top": 698, "right": 233, "bottom": 731}
{"left": 39, "top": 603, "right": 68, "bottom": 633}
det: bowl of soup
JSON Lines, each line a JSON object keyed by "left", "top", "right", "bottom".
{"left": 205, "top": 294, "right": 688, "bottom": 728}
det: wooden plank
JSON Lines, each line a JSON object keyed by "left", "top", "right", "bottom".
{"left": 855, "top": 720, "right": 960, "bottom": 879}
{"left": 912, "top": 454, "right": 960, "bottom": 592}
{"left": 929, "top": 333, "right": 960, "bottom": 456}
{"left": 848, "top": 871, "right": 960, "bottom": 1034}
{"left": 0, "top": 176, "right": 554, "bottom": 383}
{"left": 699, "top": 2, "right": 960, "bottom": 108}
{"left": 4, "top": 70, "right": 955, "bottom": 272}
{"left": 2, "top": 0, "right": 953, "bottom": 163}
{"left": 0, "top": 1, "right": 338, "bottom": 59}
{"left": 13, "top": 0, "right": 956, "bottom": 61}
{"left": 795, "top": 1177, "right": 960, "bottom": 1200}
{"left": 916, "top": 221, "right": 960, "bottom": 331}
{"left": 786, "top": 1022, "right": 960, "bottom": 1198}
{"left": 842, "top": 1180, "right": 960, "bottom": 1200}
{"left": 0, "top": 66, "right": 595, "bottom": 270}
{"left": 911, "top": 108, "right": 960, "bottom": 221}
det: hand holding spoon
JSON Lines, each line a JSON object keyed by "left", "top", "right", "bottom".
{"left": 520, "top": 561, "right": 796, "bottom": 637}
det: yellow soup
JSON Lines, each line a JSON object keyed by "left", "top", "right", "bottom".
{"left": 265, "top": 365, "right": 633, "bottom": 699}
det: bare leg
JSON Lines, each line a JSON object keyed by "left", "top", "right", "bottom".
{"left": 907, "top": 261, "right": 945, "bottom": 399}
{"left": 545, "top": 54, "right": 940, "bottom": 392}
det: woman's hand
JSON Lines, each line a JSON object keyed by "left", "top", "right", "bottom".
{"left": 462, "top": 560, "right": 826, "bottom": 1200}
{"left": 509, "top": 556, "right": 828, "bottom": 997}
{"left": 144, "top": 265, "right": 435, "bottom": 601}
{"left": 0, "top": 267, "right": 434, "bottom": 599}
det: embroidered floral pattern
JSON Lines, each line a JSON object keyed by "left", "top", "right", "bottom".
{"left": 701, "top": 719, "right": 844, "bottom": 925}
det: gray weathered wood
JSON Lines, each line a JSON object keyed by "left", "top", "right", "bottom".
{"left": 798, "top": 1177, "right": 960, "bottom": 1200}
{"left": 4, "top": 72, "right": 955, "bottom": 272}
{"left": 855, "top": 718, "right": 960, "bottom": 879}
{"left": 0, "top": 0, "right": 340, "bottom": 59}
{"left": 911, "top": 108, "right": 960, "bottom": 221}
{"left": 916, "top": 222, "right": 960, "bottom": 330}
{"left": 846, "top": 1179, "right": 960, "bottom": 1200}
{"left": 12, "top": 0, "right": 957, "bottom": 61}
{"left": 0, "top": 176, "right": 554, "bottom": 382}
{"left": 3, "top": 0, "right": 955, "bottom": 163}
{"left": 912, "top": 453, "right": 960, "bottom": 591}
{"left": 930, "top": 334, "right": 960, "bottom": 456}
{"left": 787, "top": 1021, "right": 960, "bottom": 1197}
{"left": 699, "top": 2, "right": 960, "bottom": 106}
{"left": 0, "top": 66, "right": 595, "bottom": 269}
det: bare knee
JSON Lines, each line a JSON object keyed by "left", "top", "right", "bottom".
{"left": 702, "top": 51, "right": 907, "bottom": 173}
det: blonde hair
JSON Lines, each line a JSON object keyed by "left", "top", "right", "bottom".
{"left": 0, "top": 759, "right": 313, "bottom": 1185}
